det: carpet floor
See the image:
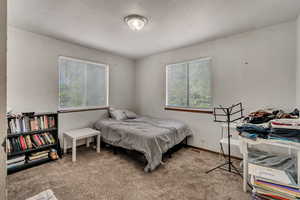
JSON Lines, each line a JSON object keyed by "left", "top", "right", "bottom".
{"left": 7, "top": 146, "right": 251, "bottom": 200}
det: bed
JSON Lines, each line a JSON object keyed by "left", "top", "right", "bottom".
{"left": 94, "top": 116, "right": 192, "bottom": 172}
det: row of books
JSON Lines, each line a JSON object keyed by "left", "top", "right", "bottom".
{"left": 250, "top": 164, "right": 300, "bottom": 200}
{"left": 252, "top": 177, "right": 300, "bottom": 200}
{"left": 8, "top": 115, "right": 56, "bottom": 134}
{"left": 7, "top": 132, "right": 56, "bottom": 153}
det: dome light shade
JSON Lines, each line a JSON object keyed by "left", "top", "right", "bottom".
{"left": 124, "top": 14, "right": 148, "bottom": 31}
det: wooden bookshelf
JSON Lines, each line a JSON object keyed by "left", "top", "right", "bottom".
{"left": 6, "top": 112, "right": 60, "bottom": 174}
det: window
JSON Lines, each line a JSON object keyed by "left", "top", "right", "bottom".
{"left": 59, "top": 56, "right": 109, "bottom": 111}
{"left": 166, "top": 57, "right": 212, "bottom": 110}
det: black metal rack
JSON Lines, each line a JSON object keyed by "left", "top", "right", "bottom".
{"left": 206, "top": 102, "right": 244, "bottom": 175}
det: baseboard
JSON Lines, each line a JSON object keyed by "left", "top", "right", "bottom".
{"left": 186, "top": 145, "right": 242, "bottom": 160}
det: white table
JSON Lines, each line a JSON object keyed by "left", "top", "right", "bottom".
{"left": 239, "top": 136, "right": 300, "bottom": 192}
{"left": 63, "top": 128, "right": 101, "bottom": 162}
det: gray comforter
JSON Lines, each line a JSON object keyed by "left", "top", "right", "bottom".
{"left": 94, "top": 116, "right": 192, "bottom": 172}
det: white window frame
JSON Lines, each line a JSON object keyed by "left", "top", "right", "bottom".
{"left": 165, "top": 57, "right": 212, "bottom": 111}
{"left": 58, "top": 56, "right": 109, "bottom": 111}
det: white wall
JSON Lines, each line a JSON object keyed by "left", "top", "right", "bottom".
{"left": 0, "top": 0, "right": 6, "bottom": 199}
{"left": 7, "top": 27, "right": 136, "bottom": 144}
{"left": 136, "top": 21, "right": 297, "bottom": 154}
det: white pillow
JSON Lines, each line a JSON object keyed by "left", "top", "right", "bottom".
{"left": 123, "top": 110, "right": 138, "bottom": 119}
{"left": 109, "top": 108, "right": 127, "bottom": 120}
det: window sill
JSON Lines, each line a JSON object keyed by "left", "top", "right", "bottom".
{"left": 58, "top": 107, "right": 109, "bottom": 113}
{"left": 164, "top": 107, "right": 213, "bottom": 114}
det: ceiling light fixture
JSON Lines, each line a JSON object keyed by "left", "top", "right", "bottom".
{"left": 124, "top": 14, "right": 148, "bottom": 31}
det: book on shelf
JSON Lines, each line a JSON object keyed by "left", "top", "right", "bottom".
{"left": 39, "top": 134, "right": 46, "bottom": 145}
{"left": 9, "top": 138, "right": 15, "bottom": 152}
{"left": 7, "top": 132, "right": 56, "bottom": 153}
{"left": 44, "top": 115, "right": 49, "bottom": 129}
{"left": 31, "top": 150, "right": 50, "bottom": 156}
{"left": 31, "top": 134, "right": 42, "bottom": 147}
{"left": 47, "top": 132, "right": 55, "bottom": 144}
{"left": 43, "top": 133, "right": 52, "bottom": 144}
{"left": 22, "top": 118, "right": 26, "bottom": 132}
{"left": 10, "top": 138, "right": 20, "bottom": 152}
{"left": 49, "top": 116, "right": 55, "bottom": 128}
{"left": 19, "top": 136, "right": 26, "bottom": 151}
{"left": 40, "top": 116, "right": 44, "bottom": 130}
{"left": 7, "top": 160, "right": 26, "bottom": 169}
{"left": 25, "top": 117, "right": 30, "bottom": 131}
{"left": 7, "top": 155, "right": 26, "bottom": 170}
{"left": 9, "top": 120, "right": 16, "bottom": 133}
{"left": 25, "top": 135, "right": 33, "bottom": 149}
{"left": 8, "top": 114, "right": 56, "bottom": 134}
{"left": 15, "top": 118, "right": 21, "bottom": 133}
{"left": 28, "top": 154, "right": 49, "bottom": 161}
{"left": 6, "top": 155, "right": 25, "bottom": 165}
{"left": 28, "top": 150, "right": 50, "bottom": 161}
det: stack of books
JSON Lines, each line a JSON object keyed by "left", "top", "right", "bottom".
{"left": 28, "top": 150, "right": 50, "bottom": 161}
{"left": 8, "top": 115, "right": 56, "bottom": 134}
{"left": 6, "top": 155, "right": 25, "bottom": 169}
{"left": 250, "top": 164, "right": 300, "bottom": 200}
{"left": 7, "top": 132, "right": 56, "bottom": 153}
{"left": 252, "top": 178, "right": 300, "bottom": 200}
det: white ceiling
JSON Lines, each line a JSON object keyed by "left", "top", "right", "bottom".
{"left": 8, "top": 0, "right": 300, "bottom": 59}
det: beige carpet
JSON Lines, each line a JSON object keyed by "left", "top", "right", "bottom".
{"left": 7, "top": 146, "right": 250, "bottom": 200}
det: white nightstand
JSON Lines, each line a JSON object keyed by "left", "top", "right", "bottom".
{"left": 63, "top": 128, "right": 101, "bottom": 162}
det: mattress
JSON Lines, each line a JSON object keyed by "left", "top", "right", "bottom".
{"left": 94, "top": 116, "right": 192, "bottom": 172}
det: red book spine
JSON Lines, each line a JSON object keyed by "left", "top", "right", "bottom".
{"left": 33, "top": 135, "right": 42, "bottom": 146}
{"left": 19, "top": 136, "right": 26, "bottom": 150}
{"left": 38, "top": 135, "right": 45, "bottom": 145}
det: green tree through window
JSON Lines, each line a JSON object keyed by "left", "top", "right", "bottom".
{"left": 59, "top": 57, "right": 108, "bottom": 110}
{"left": 166, "top": 58, "right": 212, "bottom": 109}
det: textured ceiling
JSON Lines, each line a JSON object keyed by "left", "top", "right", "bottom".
{"left": 8, "top": 0, "right": 300, "bottom": 59}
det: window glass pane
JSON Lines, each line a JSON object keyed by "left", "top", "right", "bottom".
{"left": 167, "top": 63, "right": 188, "bottom": 107}
{"left": 59, "top": 57, "right": 108, "bottom": 110}
{"left": 59, "top": 59, "right": 85, "bottom": 108}
{"left": 86, "top": 64, "right": 107, "bottom": 107}
{"left": 189, "top": 59, "right": 212, "bottom": 108}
